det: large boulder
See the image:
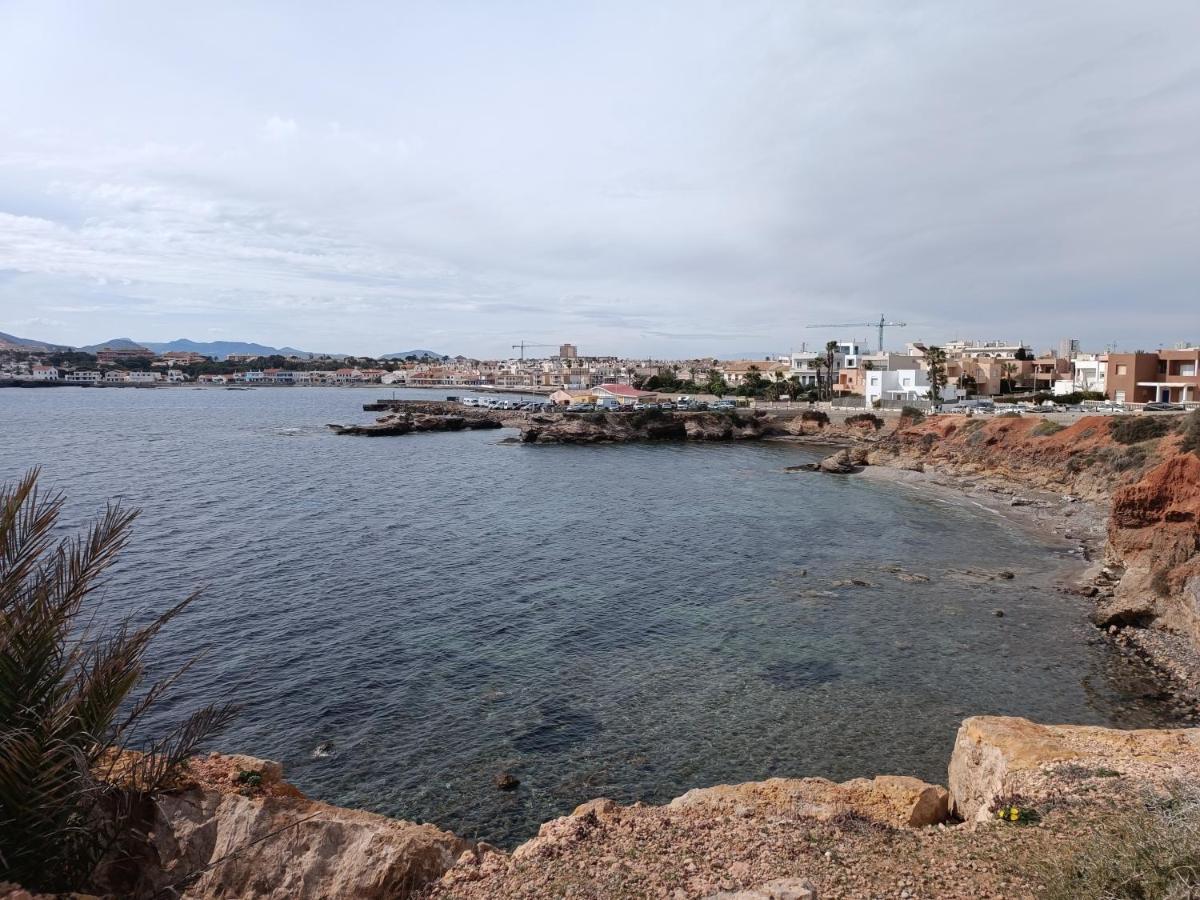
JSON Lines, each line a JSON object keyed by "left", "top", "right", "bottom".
{"left": 669, "top": 774, "right": 949, "bottom": 828}
{"left": 947, "top": 716, "right": 1200, "bottom": 822}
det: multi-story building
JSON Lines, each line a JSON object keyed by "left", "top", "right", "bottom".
{"left": 1053, "top": 353, "right": 1107, "bottom": 396}
{"left": 31, "top": 365, "right": 60, "bottom": 380}
{"left": 864, "top": 368, "right": 962, "bottom": 406}
{"left": 64, "top": 370, "right": 101, "bottom": 383}
{"left": 558, "top": 343, "right": 578, "bottom": 359}
{"left": 96, "top": 346, "right": 155, "bottom": 364}
{"left": 1031, "top": 356, "right": 1070, "bottom": 393}
{"left": 1107, "top": 349, "right": 1200, "bottom": 404}
{"left": 161, "top": 351, "right": 211, "bottom": 365}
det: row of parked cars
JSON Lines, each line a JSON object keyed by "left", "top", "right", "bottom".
{"left": 455, "top": 395, "right": 742, "bottom": 413}
{"left": 942, "top": 400, "right": 1193, "bottom": 416}
{"left": 457, "top": 397, "right": 555, "bottom": 411}
{"left": 566, "top": 398, "right": 741, "bottom": 413}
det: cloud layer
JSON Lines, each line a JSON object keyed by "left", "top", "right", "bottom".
{"left": 2, "top": 1, "right": 1198, "bottom": 356}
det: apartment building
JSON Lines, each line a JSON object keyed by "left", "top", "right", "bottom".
{"left": 1107, "top": 349, "right": 1200, "bottom": 403}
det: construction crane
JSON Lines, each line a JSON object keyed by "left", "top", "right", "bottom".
{"left": 806, "top": 315, "right": 908, "bottom": 353}
{"left": 511, "top": 341, "right": 558, "bottom": 360}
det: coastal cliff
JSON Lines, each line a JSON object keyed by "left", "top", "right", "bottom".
{"left": 64, "top": 716, "right": 1198, "bottom": 899}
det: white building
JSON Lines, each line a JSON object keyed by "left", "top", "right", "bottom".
{"left": 166, "top": 369, "right": 188, "bottom": 383}
{"left": 1054, "top": 353, "right": 1107, "bottom": 396}
{"left": 103, "top": 370, "right": 129, "bottom": 383}
{"left": 865, "top": 368, "right": 962, "bottom": 406}
{"left": 64, "top": 370, "right": 101, "bottom": 384}
{"left": 788, "top": 341, "right": 861, "bottom": 387}
{"left": 127, "top": 371, "right": 160, "bottom": 383}
{"left": 31, "top": 365, "right": 59, "bottom": 380}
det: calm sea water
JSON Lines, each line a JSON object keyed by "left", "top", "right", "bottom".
{"left": 0, "top": 386, "right": 1173, "bottom": 844}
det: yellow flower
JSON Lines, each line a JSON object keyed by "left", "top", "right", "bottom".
{"left": 1009, "top": 807, "right": 1021, "bottom": 821}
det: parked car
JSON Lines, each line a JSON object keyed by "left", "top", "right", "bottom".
{"left": 569, "top": 403, "right": 596, "bottom": 412}
{"left": 713, "top": 400, "right": 736, "bottom": 410}
{"left": 659, "top": 402, "right": 676, "bottom": 410}
{"left": 1144, "top": 402, "right": 1185, "bottom": 412}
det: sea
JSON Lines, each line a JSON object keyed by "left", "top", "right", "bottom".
{"left": 0, "top": 385, "right": 1175, "bottom": 845}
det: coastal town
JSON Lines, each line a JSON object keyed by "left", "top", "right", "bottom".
{"left": 3, "top": 334, "right": 1198, "bottom": 409}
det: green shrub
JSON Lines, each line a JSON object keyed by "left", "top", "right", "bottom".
{"left": 900, "top": 405, "right": 925, "bottom": 423}
{"left": 800, "top": 410, "right": 829, "bottom": 426}
{"left": 1037, "top": 781, "right": 1200, "bottom": 900}
{"left": 1180, "top": 409, "right": 1200, "bottom": 458}
{"left": 1032, "top": 419, "right": 1066, "bottom": 437}
{"left": 1111, "top": 415, "right": 1172, "bottom": 444}
{"left": 845, "top": 413, "right": 883, "bottom": 429}
{"left": 0, "top": 470, "right": 236, "bottom": 893}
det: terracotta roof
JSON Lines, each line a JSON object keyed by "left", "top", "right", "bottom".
{"left": 595, "top": 383, "right": 652, "bottom": 398}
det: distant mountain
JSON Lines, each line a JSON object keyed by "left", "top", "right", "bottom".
{"left": 81, "top": 337, "right": 152, "bottom": 352}
{"left": 382, "top": 349, "right": 446, "bottom": 359}
{"left": 138, "top": 339, "right": 329, "bottom": 360}
{"left": 0, "top": 331, "right": 70, "bottom": 351}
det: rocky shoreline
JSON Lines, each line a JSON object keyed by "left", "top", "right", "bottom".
{"left": 61, "top": 715, "right": 1200, "bottom": 899}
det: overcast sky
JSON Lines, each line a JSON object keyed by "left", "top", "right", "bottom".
{"left": 1, "top": 1, "right": 1198, "bottom": 358}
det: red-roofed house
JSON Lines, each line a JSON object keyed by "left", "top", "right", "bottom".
{"left": 593, "top": 383, "right": 657, "bottom": 406}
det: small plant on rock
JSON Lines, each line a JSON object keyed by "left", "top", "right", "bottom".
{"left": 1032, "top": 419, "right": 1065, "bottom": 437}
{"left": 1111, "top": 415, "right": 1172, "bottom": 445}
{"left": 900, "top": 405, "right": 925, "bottom": 423}
{"left": 801, "top": 409, "right": 829, "bottom": 426}
{"left": 845, "top": 413, "right": 883, "bottom": 430}
{"left": 991, "top": 794, "right": 1041, "bottom": 825}
{"left": 1180, "top": 409, "right": 1200, "bottom": 458}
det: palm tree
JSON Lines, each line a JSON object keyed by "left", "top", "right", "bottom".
{"left": 926, "top": 346, "right": 949, "bottom": 402}
{"left": 0, "top": 469, "right": 236, "bottom": 893}
{"left": 824, "top": 341, "right": 838, "bottom": 400}
{"left": 811, "top": 356, "right": 828, "bottom": 400}
{"left": 1000, "top": 361, "right": 1017, "bottom": 395}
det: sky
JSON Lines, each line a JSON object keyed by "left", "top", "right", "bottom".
{"left": 1, "top": 1, "right": 1198, "bottom": 359}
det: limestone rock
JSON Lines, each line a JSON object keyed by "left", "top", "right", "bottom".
{"left": 947, "top": 715, "right": 1200, "bottom": 822}
{"left": 669, "top": 774, "right": 949, "bottom": 828}
{"left": 126, "top": 755, "right": 470, "bottom": 899}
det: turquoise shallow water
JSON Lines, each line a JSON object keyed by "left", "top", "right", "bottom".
{"left": 0, "top": 386, "right": 1174, "bottom": 844}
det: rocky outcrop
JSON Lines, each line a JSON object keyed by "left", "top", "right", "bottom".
{"left": 947, "top": 715, "right": 1200, "bottom": 822}
{"left": 329, "top": 414, "right": 502, "bottom": 436}
{"left": 519, "top": 411, "right": 769, "bottom": 444}
{"left": 123, "top": 753, "right": 471, "bottom": 899}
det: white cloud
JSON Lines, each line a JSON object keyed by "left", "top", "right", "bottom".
{"left": 1, "top": 1, "right": 1199, "bottom": 355}
{"left": 262, "top": 116, "right": 298, "bottom": 141}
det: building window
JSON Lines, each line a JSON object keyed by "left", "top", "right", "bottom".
{"left": 1116, "top": 364, "right": 1127, "bottom": 376}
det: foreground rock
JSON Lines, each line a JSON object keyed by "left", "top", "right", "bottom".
{"left": 947, "top": 714, "right": 1200, "bottom": 822}
{"left": 124, "top": 753, "right": 471, "bottom": 899}
{"left": 669, "top": 775, "right": 949, "bottom": 828}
